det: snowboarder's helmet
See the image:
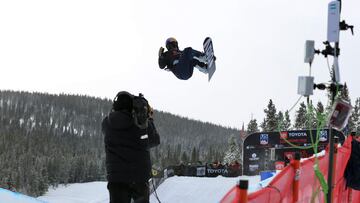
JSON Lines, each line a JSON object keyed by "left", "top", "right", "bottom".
{"left": 113, "top": 91, "right": 133, "bottom": 111}
{"left": 166, "top": 37, "right": 178, "bottom": 50}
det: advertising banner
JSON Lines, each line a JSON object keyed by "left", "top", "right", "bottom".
{"left": 243, "top": 129, "right": 345, "bottom": 175}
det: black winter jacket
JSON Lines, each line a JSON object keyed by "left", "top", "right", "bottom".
{"left": 102, "top": 110, "right": 160, "bottom": 183}
{"left": 345, "top": 138, "right": 360, "bottom": 190}
{"left": 158, "top": 50, "right": 182, "bottom": 71}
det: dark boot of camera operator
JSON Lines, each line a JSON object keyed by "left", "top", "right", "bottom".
{"left": 102, "top": 91, "right": 160, "bottom": 203}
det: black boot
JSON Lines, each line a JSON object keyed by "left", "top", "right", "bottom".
{"left": 192, "top": 59, "right": 207, "bottom": 69}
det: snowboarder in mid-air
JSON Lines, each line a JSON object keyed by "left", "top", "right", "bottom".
{"left": 158, "top": 37, "right": 210, "bottom": 80}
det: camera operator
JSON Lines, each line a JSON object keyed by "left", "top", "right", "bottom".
{"left": 102, "top": 91, "right": 160, "bottom": 203}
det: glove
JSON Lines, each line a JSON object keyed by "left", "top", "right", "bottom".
{"left": 158, "top": 47, "right": 164, "bottom": 57}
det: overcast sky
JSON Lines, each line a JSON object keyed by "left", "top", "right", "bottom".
{"left": 1, "top": 0, "right": 359, "bottom": 129}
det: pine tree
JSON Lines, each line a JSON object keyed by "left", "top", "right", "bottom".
{"left": 190, "top": 146, "right": 198, "bottom": 163}
{"left": 350, "top": 98, "right": 360, "bottom": 133}
{"left": 247, "top": 119, "right": 259, "bottom": 135}
{"left": 339, "top": 83, "right": 351, "bottom": 103}
{"left": 306, "top": 102, "right": 317, "bottom": 129}
{"left": 338, "top": 83, "right": 353, "bottom": 134}
{"left": 316, "top": 102, "right": 325, "bottom": 115}
{"left": 206, "top": 146, "right": 214, "bottom": 163}
{"left": 165, "top": 145, "right": 172, "bottom": 166}
{"left": 173, "top": 144, "right": 181, "bottom": 164}
{"left": 263, "top": 99, "right": 277, "bottom": 131}
{"left": 316, "top": 101, "right": 326, "bottom": 127}
{"left": 276, "top": 111, "right": 284, "bottom": 131}
{"left": 223, "top": 135, "right": 241, "bottom": 164}
{"left": 181, "top": 151, "right": 189, "bottom": 163}
{"left": 294, "top": 102, "right": 307, "bottom": 130}
{"left": 214, "top": 150, "right": 222, "bottom": 163}
{"left": 260, "top": 118, "right": 266, "bottom": 132}
{"left": 283, "top": 111, "right": 292, "bottom": 130}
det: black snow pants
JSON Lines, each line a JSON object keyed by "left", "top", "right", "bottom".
{"left": 107, "top": 182, "right": 149, "bottom": 203}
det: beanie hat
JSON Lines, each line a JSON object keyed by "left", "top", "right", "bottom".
{"left": 113, "top": 91, "right": 133, "bottom": 111}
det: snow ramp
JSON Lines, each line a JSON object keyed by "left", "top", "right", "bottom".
{"left": 221, "top": 136, "right": 360, "bottom": 203}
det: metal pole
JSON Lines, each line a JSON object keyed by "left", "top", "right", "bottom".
{"left": 327, "top": 127, "right": 334, "bottom": 203}
{"left": 326, "top": 37, "right": 340, "bottom": 203}
{"left": 327, "top": 2, "right": 342, "bottom": 200}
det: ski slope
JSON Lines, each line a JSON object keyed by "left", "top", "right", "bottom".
{"left": 0, "top": 176, "right": 263, "bottom": 203}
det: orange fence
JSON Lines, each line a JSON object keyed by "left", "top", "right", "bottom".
{"left": 221, "top": 136, "right": 360, "bottom": 203}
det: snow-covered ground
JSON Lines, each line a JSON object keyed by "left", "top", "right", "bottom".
{"left": 0, "top": 188, "right": 46, "bottom": 203}
{"left": 37, "top": 182, "right": 108, "bottom": 203}
{"left": 1, "top": 175, "right": 265, "bottom": 203}
{"left": 150, "top": 176, "right": 261, "bottom": 203}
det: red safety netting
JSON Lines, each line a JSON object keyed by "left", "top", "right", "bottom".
{"left": 220, "top": 136, "right": 360, "bottom": 203}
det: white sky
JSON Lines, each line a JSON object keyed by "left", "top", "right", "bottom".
{"left": 1, "top": 0, "right": 359, "bottom": 128}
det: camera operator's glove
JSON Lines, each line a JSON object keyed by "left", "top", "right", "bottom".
{"left": 158, "top": 47, "right": 164, "bottom": 57}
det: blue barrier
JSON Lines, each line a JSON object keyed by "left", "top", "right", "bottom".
{"left": 260, "top": 170, "right": 276, "bottom": 181}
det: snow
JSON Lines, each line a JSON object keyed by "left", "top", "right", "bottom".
{"left": 150, "top": 176, "right": 261, "bottom": 203}
{"left": 37, "top": 182, "right": 109, "bottom": 203}
{"left": 0, "top": 188, "right": 45, "bottom": 203}
{"left": 1, "top": 176, "right": 264, "bottom": 203}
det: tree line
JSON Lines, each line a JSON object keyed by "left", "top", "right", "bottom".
{"left": 246, "top": 83, "right": 360, "bottom": 136}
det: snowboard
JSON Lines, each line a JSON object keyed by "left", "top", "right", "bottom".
{"left": 203, "top": 37, "right": 216, "bottom": 81}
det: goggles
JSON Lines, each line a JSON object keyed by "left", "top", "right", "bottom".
{"left": 166, "top": 41, "right": 178, "bottom": 50}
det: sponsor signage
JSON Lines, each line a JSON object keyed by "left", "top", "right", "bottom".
{"left": 243, "top": 129, "right": 345, "bottom": 175}
{"left": 319, "top": 130, "right": 328, "bottom": 142}
{"left": 280, "top": 131, "right": 307, "bottom": 144}
{"left": 280, "top": 131, "right": 288, "bottom": 139}
{"left": 207, "top": 168, "right": 228, "bottom": 175}
{"left": 249, "top": 153, "right": 260, "bottom": 161}
{"left": 288, "top": 132, "right": 307, "bottom": 137}
{"left": 249, "top": 164, "right": 259, "bottom": 172}
{"left": 196, "top": 166, "right": 206, "bottom": 176}
{"left": 260, "top": 134, "right": 269, "bottom": 145}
